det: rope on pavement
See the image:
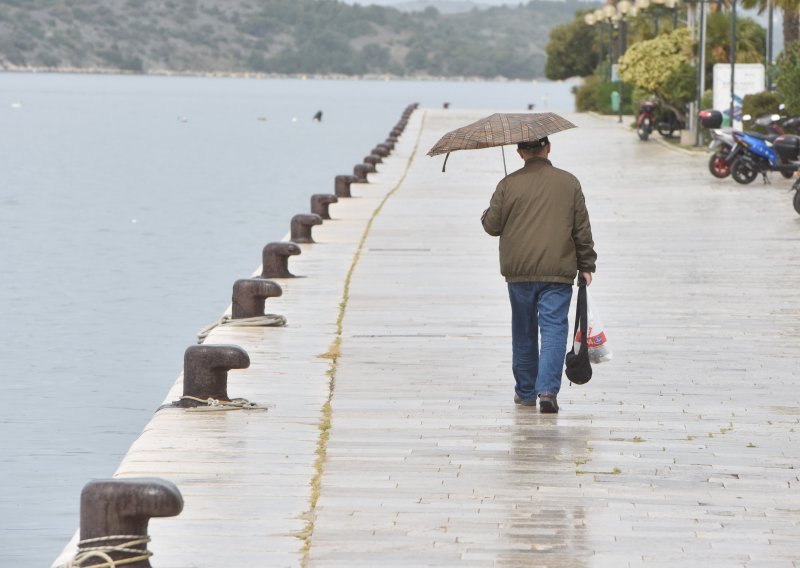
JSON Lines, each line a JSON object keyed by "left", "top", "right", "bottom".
{"left": 196, "top": 313, "right": 286, "bottom": 343}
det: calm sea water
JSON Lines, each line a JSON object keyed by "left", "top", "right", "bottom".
{"left": 0, "top": 72, "right": 576, "bottom": 566}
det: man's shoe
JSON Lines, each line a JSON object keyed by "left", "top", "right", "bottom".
{"left": 538, "top": 392, "right": 559, "bottom": 413}
{"left": 514, "top": 394, "right": 537, "bottom": 407}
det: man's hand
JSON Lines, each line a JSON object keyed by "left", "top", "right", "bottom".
{"left": 580, "top": 271, "right": 593, "bottom": 286}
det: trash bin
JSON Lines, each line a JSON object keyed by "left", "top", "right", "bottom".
{"left": 610, "top": 91, "right": 620, "bottom": 113}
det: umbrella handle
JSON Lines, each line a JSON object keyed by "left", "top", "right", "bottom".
{"left": 501, "top": 146, "right": 507, "bottom": 176}
{"left": 441, "top": 152, "right": 450, "bottom": 173}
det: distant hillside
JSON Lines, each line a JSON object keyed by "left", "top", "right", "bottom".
{"left": 0, "top": 0, "right": 591, "bottom": 79}
{"left": 387, "top": 1, "right": 495, "bottom": 14}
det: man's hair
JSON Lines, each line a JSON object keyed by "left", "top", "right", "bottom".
{"left": 517, "top": 137, "right": 549, "bottom": 153}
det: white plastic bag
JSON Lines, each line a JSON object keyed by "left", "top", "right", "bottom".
{"left": 573, "top": 290, "right": 613, "bottom": 363}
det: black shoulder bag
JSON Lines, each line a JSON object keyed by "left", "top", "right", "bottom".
{"left": 565, "top": 277, "right": 592, "bottom": 385}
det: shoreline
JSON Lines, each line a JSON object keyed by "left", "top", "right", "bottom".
{"left": 0, "top": 65, "right": 579, "bottom": 84}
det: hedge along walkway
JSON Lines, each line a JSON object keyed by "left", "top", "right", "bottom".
{"left": 307, "top": 109, "right": 800, "bottom": 567}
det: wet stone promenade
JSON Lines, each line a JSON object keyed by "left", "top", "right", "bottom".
{"left": 55, "top": 109, "right": 800, "bottom": 567}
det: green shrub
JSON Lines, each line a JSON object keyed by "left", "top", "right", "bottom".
{"left": 574, "top": 75, "right": 633, "bottom": 114}
{"left": 775, "top": 42, "right": 800, "bottom": 115}
{"left": 742, "top": 91, "right": 782, "bottom": 122}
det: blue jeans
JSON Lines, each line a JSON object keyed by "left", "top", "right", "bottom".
{"left": 508, "top": 282, "right": 573, "bottom": 401}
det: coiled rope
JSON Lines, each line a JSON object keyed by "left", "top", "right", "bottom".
{"left": 57, "top": 535, "right": 151, "bottom": 567}
{"left": 178, "top": 396, "right": 268, "bottom": 412}
{"left": 196, "top": 313, "right": 286, "bottom": 344}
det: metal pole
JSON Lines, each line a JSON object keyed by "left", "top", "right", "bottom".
{"left": 696, "top": 0, "right": 707, "bottom": 145}
{"left": 730, "top": 0, "right": 737, "bottom": 127}
{"left": 767, "top": 0, "right": 774, "bottom": 91}
{"left": 619, "top": 19, "right": 626, "bottom": 123}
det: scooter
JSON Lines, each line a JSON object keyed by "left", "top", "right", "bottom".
{"left": 730, "top": 128, "right": 800, "bottom": 184}
{"left": 656, "top": 108, "right": 686, "bottom": 139}
{"left": 707, "top": 128, "right": 735, "bottom": 178}
{"left": 637, "top": 101, "right": 657, "bottom": 141}
{"left": 719, "top": 113, "right": 799, "bottom": 183}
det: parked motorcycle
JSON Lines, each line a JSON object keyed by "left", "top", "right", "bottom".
{"left": 730, "top": 129, "right": 800, "bottom": 184}
{"left": 656, "top": 108, "right": 686, "bottom": 139}
{"left": 699, "top": 110, "right": 733, "bottom": 178}
{"left": 699, "top": 110, "right": 799, "bottom": 184}
{"left": 637, "top": 101, "right": 657, "bottom": 141}
{"left": 708, "top": 128, "right": 735, "bottom": 178}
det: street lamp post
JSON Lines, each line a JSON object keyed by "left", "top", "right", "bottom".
{"left": 587, "top": 2, "right": 636, "bottom": 122}
{"left": 695, "top": 0, "right": 708, "bottom": 145}
{"left": 617, "top": 0, "right": 633, "bottom": 122}
{"left": 730, "top": 0, "right": 737, "bottom": 126}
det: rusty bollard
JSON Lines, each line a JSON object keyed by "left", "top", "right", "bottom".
{"left": 362, "top": 158, "right": 377, "bottom": 173}
{"left": 372, "top": 145, "right": 390, "bottom": 157}
{"left": 334, "top": 174, "right": 358, "bottom": 197}
{"left": 291, "top": 213, "right": 322, "bottom": 243}
{"left": 384, "top": 138, "right": 396, "bottom": 150}
{"left": 175, "top": 344, "right": 250, "bottom": 407}
{"left": 261, "top": 242, "right": 301, "bottom": 278}
{"left": 311, "top": 193, "right": 338, "bottom": 220}
{"left": 353, "top": 164, "right": 369, "bottom": 182}
{"left": 75, "top": 478, "right": 183, "bottom": 568}
{"left": 365, "top": 153, "right": 382, "bottom": 165}
{"left": 232, "top": 278, "right": 282, "bottom": 319}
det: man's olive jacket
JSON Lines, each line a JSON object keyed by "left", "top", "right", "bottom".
{"left": 481, "top": 156, "right": 596, "bottom": 284}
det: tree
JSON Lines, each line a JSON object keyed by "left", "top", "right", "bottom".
{"left": 740, "top": 0, "right": 800, "bottom": 48}
{"left": 774, "top": 41, "right": 800, "bottom": 112}
{"left": 544, "top": 14, "right": 599, "bottom": 80}
{"left": 705, "top": 10, "right": 766, "bottom": 64}
{"left": 617, "top": 27, "right": 695, "bottom": 120}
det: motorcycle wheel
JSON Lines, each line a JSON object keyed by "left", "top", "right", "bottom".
{"left": 731, "top": 158, "right": 759, "bottom": 185}
{"left": 794, "top": 190, "right": 800, "bottom": 215}
{"left": 637, "top": 118, "right": 651, "bottom": 141}
{"left": 781, "top": 170, "right": 794, "bottom": 179}
{"left": 708, "top": 154, "right": 731, "bottom": 178}
{"left": 657, "top": 124, "right": 675, "bottom": 138}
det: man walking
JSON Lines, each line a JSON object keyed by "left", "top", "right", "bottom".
{"left": 481, "top": 137, "right": 596, "bottom": 413}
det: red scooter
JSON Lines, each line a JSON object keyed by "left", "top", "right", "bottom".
{"left": 637, "top": 101, "right": 657, "bottom": 141}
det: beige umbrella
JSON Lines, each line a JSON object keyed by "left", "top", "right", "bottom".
{"left": 427, "top": 112, "right": 577, "bottom": 172}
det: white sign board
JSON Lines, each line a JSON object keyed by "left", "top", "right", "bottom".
{"left": 713, "top": 63, "right": 765, "bottom": 130}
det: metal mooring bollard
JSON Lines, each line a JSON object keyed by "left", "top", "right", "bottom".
{"left": 353, "top": 164, "right": 369, "bottom": 182}
{"left": 232, "top": 278, "right": 282, "bottom": 319}
{"left": 176, "top": 344, "right": 250, "bottom": 407}
{"left": 311, "top": 193, "right": 338, "bottom": 219}
{"left": 290, "top": 213, "right": 323, "bottom": 243}
{"left": 443, "top": 102, "right": 450, "bottom": 109}
{"left": 362, "top": 159, "right": 377, "bottom": 173}
{"left": 384, "top": 137, "right": 397, "bottom": 150}
{"left": 397, "top": 119, "right": 408, "bottom": 129}
{"left": 76, "top": 478, "right": 183, "bottom": 568}
{"left": 365, "top": 154, "right": 382, "bottom": 165}
{"left": 373, "top": 145, "right": 390, "bottom": 157}
{"left": 335, "top": 174, "right": 358, "bottom": 197}
{"left": 261, "top": 241, "right": 301, "bottom": 278}
{"left": 390, "top": 127, "right": 402, "bottom": 137}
